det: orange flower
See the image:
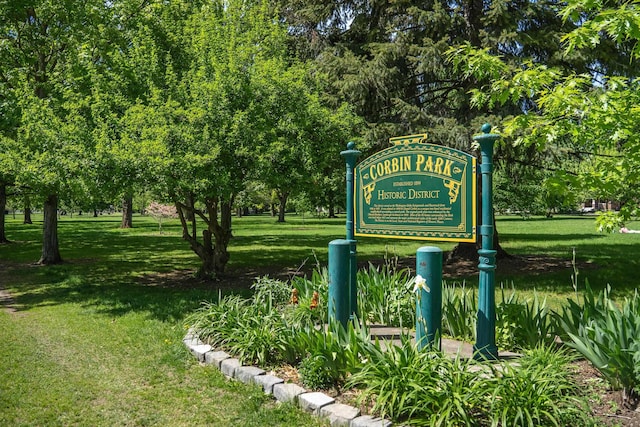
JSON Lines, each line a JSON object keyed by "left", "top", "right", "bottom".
{"left": 310, "top": 291, "right": 319, "bottom": 310}
{"left": 290, "top": 288, "right": 299, "bottom": 305}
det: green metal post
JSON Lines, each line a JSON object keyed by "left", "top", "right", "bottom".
{"left": 328, "top": 239, "right": 351, "bottom": 328}
{"left": 474, "top": 123, "right": 500, "bottom": 360}
{"left": 341, "top": 142, "right": 361, "bottom": 320}
{"left": 415, "top": 246, "right": 442, "bottom": 350}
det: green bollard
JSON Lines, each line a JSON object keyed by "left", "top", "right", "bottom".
{"left": 328, "top": 239, "right": 351, "bottom": 328}
{"left": 415, "top": 246, "right": 443, "bottom": 350}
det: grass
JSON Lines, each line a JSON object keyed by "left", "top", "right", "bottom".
{"left": 1, "top": 212, "right": 640, "bottom": 425}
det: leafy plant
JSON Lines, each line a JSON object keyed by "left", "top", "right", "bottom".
{"left": 251, "top": 276, "right": 292, "bottom": 309}
{"left": 496, "top": 286, "right": 557, "bottom": 350}
{"left": 290, "top": 321, "right": 374, "bottom": 389}
{"left": 298, "top": 354, "right": 335, "bottom": 389}
{"left": 487, "top": 345, "right": 592, "bottom": 427}
{"left": 557, "top": 284, "right": 640, "bottom": 405}
{"left": 441, "top": 282, "right": 476, "bottom": 341}
{"left": 357, "top": 263, "right": 414, "bottom": 327}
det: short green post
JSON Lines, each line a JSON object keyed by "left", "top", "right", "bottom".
{"left": 341, "top": 142, "right": 361, "bottom": 320}
{"left": 328, "top": 239, "right": 351, "bottom": 328}
{"left": 474, "top": 123, "right": 499, "bottom": 360}
{"left": 415, "top": 246, "right": 443, "bottom": 350}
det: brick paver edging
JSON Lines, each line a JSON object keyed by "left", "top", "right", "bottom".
{"left": 183, "top": 329, "right": 392, "bottom": 427}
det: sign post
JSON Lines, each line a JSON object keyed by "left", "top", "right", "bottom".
{"left": 341, "top": 142, "right": 361, "bottom": 319}
{"left": 473, "top": 124, "right": 499, "bottom": 360}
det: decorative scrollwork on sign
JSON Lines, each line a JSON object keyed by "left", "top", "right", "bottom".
{"left": 443, "top": 179, "right": 461, "bottom": 204}
{"left": 363, "top": 183, "right": 376, "bottom": 205}
{"left": 389, "top": 134, "right": 428, "bottom": 146}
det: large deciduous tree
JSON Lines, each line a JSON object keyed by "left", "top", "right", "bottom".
{"left": 0, "top": 0, "right": 106, "bottom": 263}
{"left": 453, "top": 0, "right": 640, "bottom": 230}
{"left": 120, "top": 0, "right": 327, "bottom": 278}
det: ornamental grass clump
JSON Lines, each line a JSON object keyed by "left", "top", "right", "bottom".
{"left": 346, "top": 336, "right": 491, "bottom": 426}
{"left": 441, "top": 282, "right": 476, "bottom": 341}
{"left": 295, "top": 321, "right": 375, "bottom": 389}
{"left": 486, "top": 346, "right": 590, "bottom": 427}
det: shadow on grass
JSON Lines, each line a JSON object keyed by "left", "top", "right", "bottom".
{"left": 3, "top": 214, "right": 640, "bottom": 321}
{"left": 3, "top": 261, "right": 222, "bottom": 322}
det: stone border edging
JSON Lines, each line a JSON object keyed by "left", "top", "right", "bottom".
{"left": 183, "top": 329, "right": 392, "bottom": 427}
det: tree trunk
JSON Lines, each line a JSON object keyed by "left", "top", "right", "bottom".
{"left": 23, "top": 197, "right": 32, "bottom": 224}
{"left": 327, "top": 191, "right": 336, "bottom": 218}
{"left": 212, "top": 200, "right": 233, "bottom": 274}
{"left": 38, "top": 194, "right": 62, "bottom": 264}
{"left": 277, "top": 192, "right": 289, "bottom": 223}
{"left": 93, "top": 209, "right": 98, "bottom": 217}
{"left": 121, "top": 193, "right": 133, "bottom": 228}
{"left": 175, "top": 196, "right": 234, "bottom": 280}
{"left": 0, "top": 183, "right": 9, "bottom": 244}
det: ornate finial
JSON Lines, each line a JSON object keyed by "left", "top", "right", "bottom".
{"left": 347, "top": 141, "right": 356, "bottom": 150}
{"left": 481, "top": 123, "right": 492, "bottom": 134}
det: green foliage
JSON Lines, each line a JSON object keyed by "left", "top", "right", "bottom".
{"left": 557, "top": 284, "right": 640, "bottom": 404}
{"left": 298, "top": 354, "right": 334, "bottom": 390}
{"left": 441, "top": 282, "right": 476, "bottom": 341}
{"left": 251, "top": 276, "right": 293, "bottom": 309}
{"left": 487, "top": 346, "right": 590, "bottom": 427}
{"left": 293, "top": 321, "right": 373, "bottom": 389}
{"left": 357, "top": 263, "right": 414, "bottom": 327}
{"left": 451, "top": 1, "right": 640, "bottom": 221}
{"left": 496, "top": 287, "right": 557, "bottom": 350}
{"left": 441, "top": 283, "right": 557, "bottom": 351}
{"left": 347, "top": 343, "right": 591, "bottom": 426}
{"left": 595, "top": 210, "right": 626, "bottom": 233}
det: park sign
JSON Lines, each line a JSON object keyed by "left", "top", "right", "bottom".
{"left": 354, "top": 134, "right": 477, "bottom": 242}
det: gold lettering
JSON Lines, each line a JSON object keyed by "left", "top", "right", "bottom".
{"left": 424, "top": 156, "right": 433, "bottom": 172}
{"left": 434, "top": 157, "right": 444, "bottom": 175}
{"left": 391, "top": 158, "right": 399, "bottom": 173}
{"left": 443, "top": 159, "right": 453, "bottom": 177}
{"left": 383, "top": 160, "right": 392, "bottom": 176}
{"left": 369, "top": 165, "right": 377, "bottom": 180}
{"left": 402, "top": 156, "right": 411, "bottom": 171}
{"left": 415, "top": 154, "right": 425, "bottom": 171}
{"left": 376, "top": 163, "right": 384, "bottom": 178}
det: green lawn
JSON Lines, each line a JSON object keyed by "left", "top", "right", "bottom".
{"left": 1, "top": 212, "right": 639, "bottom": 425}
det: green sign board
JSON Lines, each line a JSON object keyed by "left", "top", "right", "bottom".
{"left": 355, "top": 134, "right": 477, "bottom": 242}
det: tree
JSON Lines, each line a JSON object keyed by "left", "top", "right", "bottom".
{"left": 278, "top": 0, "right": 588, "bottom": 258}
{"left": 452, "top": 0, "right": 640, "bottom": 230}
{"left": 254, "top": 64, "right": 363, "bottom": 222}
{"left": 121, "top": 0, "right": 314, "bottom": 278}
{"left": 0, "top": 0, "right": 108, "bottom": 263}
{"left": 146, "top": 202, "right": 177, "bottom": 234}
